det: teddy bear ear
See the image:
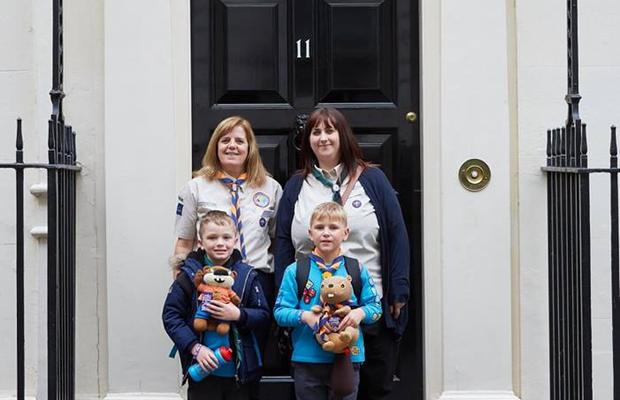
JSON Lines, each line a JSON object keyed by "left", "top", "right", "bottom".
{"left": 230, "top": 270, "right": 237, "bottom": 279}
{"left": 346, "top": 275, "right": 352, "bottom": 282}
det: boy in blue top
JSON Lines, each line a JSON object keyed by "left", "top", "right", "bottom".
{"left": 163, "top": 210, "right": 270, "bottom": 400}
{"left": 274, "top": 202, "right": 382, "bottom": 400}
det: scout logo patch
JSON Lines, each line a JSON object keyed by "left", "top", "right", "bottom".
{"left": 350, "top": 346, "right": 360, "bottom": 356}
{"left": 176, "top": 203, "right": 183, "bottom": 216}
{"left": 253, "top": 192, "right": 270, "bottom": 208}
{"left": 259, "top": 217, "right": 267, "bottom": 227}
{"left": 352, "top": 199, "right": 362, "bottom": 208}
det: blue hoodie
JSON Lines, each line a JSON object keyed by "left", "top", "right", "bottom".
{"left": 274, "top": 257, "right": 382, "bottom": 363}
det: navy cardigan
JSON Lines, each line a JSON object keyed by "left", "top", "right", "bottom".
{"left": 274, "top": 167, "right": 410, "bottom": 336}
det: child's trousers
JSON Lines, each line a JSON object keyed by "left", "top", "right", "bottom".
{"left": 292, "top": 362, "right": 360, "bottom": 400}
{"left": 187, "top": 375, "right": 250, "bottom": 400}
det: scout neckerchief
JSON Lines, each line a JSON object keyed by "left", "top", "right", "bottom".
{"left": 203, "top": 254, "right": 215, "bottom": 267}
{"left": 309, "top": 249, "right": 345, "bottom": 279}
{"left": 311, "top": 165, "right": 348, "bottom": 205}
{"left": 216, "top": 172, "right": 248, "bottom": 260}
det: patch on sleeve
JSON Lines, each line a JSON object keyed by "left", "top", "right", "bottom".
{"left": 176, "top": 202, "right": 184, "bottom": 216}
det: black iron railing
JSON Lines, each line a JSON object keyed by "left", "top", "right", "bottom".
{"left": 542, "top": 0, "right": 619, "bottom": 398}
{"left": 0, "top": 0, "right": 80, "bottom": 398}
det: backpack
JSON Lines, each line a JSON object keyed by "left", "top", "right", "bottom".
{"left": 294, "top": 255, "right": 362, "bottom": 302}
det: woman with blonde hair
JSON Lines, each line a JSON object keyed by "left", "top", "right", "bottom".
{"left": 174, "top": 116, "right": 282, "bottom": 308}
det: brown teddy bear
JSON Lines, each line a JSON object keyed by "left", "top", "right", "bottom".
{"left": 311, "top": 275, "right": 359, "bottom": 353}
{"left": 193, "top": 266, "right": 241, "bottom": 336}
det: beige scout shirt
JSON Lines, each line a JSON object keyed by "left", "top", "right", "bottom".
{"left": 290, "top": 164, "right": 383, "bottom": 298}
{"left": 175, "top": 175, "right": 282, "bottom": 273}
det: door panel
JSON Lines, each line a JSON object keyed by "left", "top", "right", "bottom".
{"left": 213, "top": 0, "right": 290, "bottom": 104}
{"left": 316, "top": 0, "right": 395, "bottom": 104}
{"left": 191, "top": 1, "right": 422, "bottom": 398}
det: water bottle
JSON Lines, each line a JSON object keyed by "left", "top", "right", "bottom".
{"left": 188, "top": 346, "right": 234, "bottom": 382}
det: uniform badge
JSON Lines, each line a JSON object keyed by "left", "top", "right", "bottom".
{"left": 352, "top": 199, "right": 362, "bottom": 208}
{"left": 176, "top": 203, "right": 184, "bottom": 216}
{"left": 253, "top": 192, "right": 270, "bottom": 208}
{"left": 259, "top": 217, "right": 267, "bottom": 227}
{"left": 302, "top": 281, "right": 316, "bottom": 304}
{"left": 350, "top": 346, "right": 360, "bottom": 356}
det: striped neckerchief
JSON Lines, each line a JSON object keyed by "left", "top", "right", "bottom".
{"left": 216, "top": 171, "right": 248, "bottom": 260}
{"left": 309, "top": 249, "right": 345, "bottom": 279}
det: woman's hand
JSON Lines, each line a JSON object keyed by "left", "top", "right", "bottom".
{"left": 205, "top": 300, "right": 241, "bottom": 321}
{"left": 196, "top": 346, "right": 220, "bottom": 372}
{"left": 301, "top": 311, "right": 321, "bottom": 330}
{"left": 337, "top": 308, "right": 365, "bottom": 331}
{"left": 390, "top": 302, "right": 406, "bottom": 319}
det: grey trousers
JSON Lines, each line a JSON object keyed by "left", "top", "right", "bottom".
{"left": 292, "top": 362, "right": 360, "bottom": 400}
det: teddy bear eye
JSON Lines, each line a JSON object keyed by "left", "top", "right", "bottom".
{"left": 341, "top": 284, "right": 345, "bottom": 288}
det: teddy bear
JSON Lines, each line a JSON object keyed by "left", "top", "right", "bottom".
{"left": 193, "top": 266, "right": 241, "bottom": 336}
{"left": 311, "top": 275, "right": 359, "bottom": 353}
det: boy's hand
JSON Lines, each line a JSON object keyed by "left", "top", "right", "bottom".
{"left": 390, "top": 302, "right": 406, "bottom": 319}
{"left": 205, "top": 300, "right": 241, "bottom": 321}
{"left": 196, "top": 346, "right": 219, "bottom": 372}
{"left": 301, "top": 311, "right": 320, "bottom": 330}
{"left": 338, "top": 308, "right": 365, "bottom": 331}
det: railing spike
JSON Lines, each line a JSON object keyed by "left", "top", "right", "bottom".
{"left": 547, "top": 129, "right": 552, "bottom": 157}
{"left": 612, "top": 126, "right": 618, "bottom": 157}
{"left": 581, "top": 123, "right": 588, "bottom": 155}
{"left": 16, "top": 118, "right": 23, "bottom": 151}
{"left": 16, "top": 118, "right": 23, "bottom": 163}
{"left": 561, "top": 127, "right": 566, "bottom": 157}
{"left": 553, "top": 128, "right": 560, "bottom": 157}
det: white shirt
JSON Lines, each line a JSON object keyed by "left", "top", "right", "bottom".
{"left": 175, "top": 175, "right": 282, "bottom": 273}
{"left": 290, "top": 165, "right": 383, "bottom": 298}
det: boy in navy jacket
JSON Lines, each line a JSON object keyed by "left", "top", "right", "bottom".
{"left": 163, "top": 210, "right": 270, "bottom": 400}
{"left": 274, "top": 202, "right": 382, "bottom": 400}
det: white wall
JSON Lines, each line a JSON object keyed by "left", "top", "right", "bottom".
{"left": 104, "top": 0, "right": 181, "bottom": 397}
{"left": 516, "top": 0, "right": 620, "bottom": 399}
{"left": 0, "top": 0, "right": 48, "bottom": 397}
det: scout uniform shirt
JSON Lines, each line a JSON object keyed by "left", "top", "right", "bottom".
{"left": 175, "top": 175, "right": 282, "bottom": 273}
{"left": 290, "top": 164, "right": 384, "bottom": 298}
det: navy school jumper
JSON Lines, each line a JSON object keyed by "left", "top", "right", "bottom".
{"left": 274, "top": 166, "right": 411, "bottom": 336}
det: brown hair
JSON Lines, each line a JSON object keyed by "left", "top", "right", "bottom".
{"left": 309, "top": 202, "right": 348, "bottom": 227}
{"left": 299, "top": 108, "right": 370, "bottom": 176}
{"left": 198, "top": 210, "right": 236, "bottom": 239}
{"left": 194, "top": 116, "right": 268, "bottom": 187}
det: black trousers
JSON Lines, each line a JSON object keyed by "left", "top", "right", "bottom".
{"left": 249, "top": 270, "right": 275, "bottom": 400}
{"left": 188, "top": 376, "right": 250, "bottom": 400}
{"left": 357, "top": 319, "right": 400, "bottom": 400}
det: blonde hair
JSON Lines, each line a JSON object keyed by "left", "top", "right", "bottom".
{"left": 198, "top": 210, "right": 236, "bottom": 238}
{"left": 309, "top": 202, "right": 348, "bottom": 226}
{"left": 194, "top": 116, "right": 268, "bottom": 187}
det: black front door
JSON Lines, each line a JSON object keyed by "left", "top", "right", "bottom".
{"left": 191, "top": 1, "right": 422, "bottom": 398}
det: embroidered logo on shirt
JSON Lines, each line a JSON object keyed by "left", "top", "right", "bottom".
{"left": 352, "top": 199, "right": 362, "bottom": 208}
{"left": 253, "top": 192, "right": 270, "bottom": 208}
{"left": 302, "top": 281, "right": 316, "bottom": 304}
{"left": 176, "top": 203, "right": 183, "bottom": 216}
{"left": 259, "top": 217, "right": 267, "bottom": 227}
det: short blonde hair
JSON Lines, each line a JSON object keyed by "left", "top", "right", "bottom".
{"left": 195, "top": 116, "right": 268, "bottom": 187}
{"left": 198, "top": 210, "right": 236, "bottom": 238}
{"left": 309, "top": 202, "right": 348, "bottom": 226}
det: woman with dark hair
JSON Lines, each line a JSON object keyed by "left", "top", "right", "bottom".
{"left": 274, "top": 107, "right": 410, "bottom": 400}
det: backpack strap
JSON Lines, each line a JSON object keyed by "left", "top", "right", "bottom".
{"left": 343, "top": 256, "right": 362, "bottom": 302}
{"left": 295, "top": 255, "right": 363, "bottom": 303}
{"left": 296, "top": 255, "right": 311, "bottom": 301}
